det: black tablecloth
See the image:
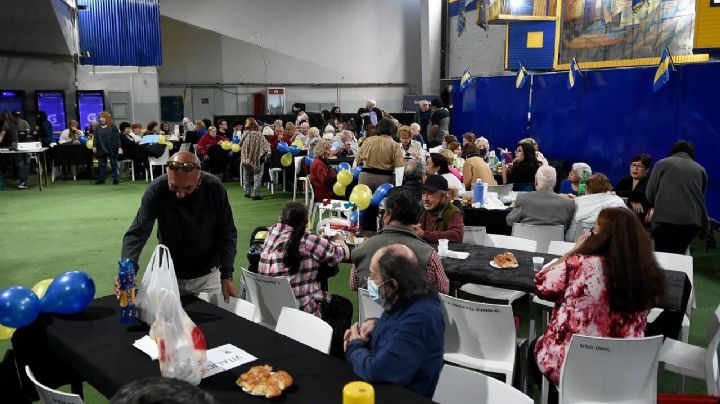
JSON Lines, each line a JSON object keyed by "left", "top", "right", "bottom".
{"left": 463, "top": 207, "right": 512, "bottom": 235}
{"left": 41, "top": 295, "right": 430, "bottom": 403}
{"left": 51, "top": 144, "right": 93, "bottom": 166}
{"left": 441, "top": 243, "right": 689, "bottom": 313}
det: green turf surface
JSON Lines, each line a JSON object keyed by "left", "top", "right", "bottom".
{"left": 0, "top": 176, "right": 716, "bottom": 402}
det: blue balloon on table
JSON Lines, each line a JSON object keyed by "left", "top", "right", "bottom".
{"left": 336, "top": 162, "right": 351, "bottom": 172}
{"left": 305, "top": 156, "right": 314, "bottom": 168}
{"left": 41, "top": 271, "right": 96, "bottom": 315}
{"left": 352, "top": 166, "right": 362, "bottom": 180}
{"left": 278, "top": 141, "right": 289, "bottom": 153}
{"left": 0, "top": 286, "right": 42, "bottom": 328}
{"left": 371, "top": 183, "right": 394, "bottom": 206}
{"left": 289, "top": 145, "right": 300, "bottom": 156}
{"left": 79, "top": 136, "right": 88, "bottom": 145}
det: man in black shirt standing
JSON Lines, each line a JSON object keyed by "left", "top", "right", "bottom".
{"left": 120, "top": 151, "right": 239, "bottom": 301}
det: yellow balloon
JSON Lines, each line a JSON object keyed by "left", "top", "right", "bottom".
{"left": 166, "top": 142, "right": 174, "bottom": 151}
{"left": 221, "top": 141, "right": 231, "bottom": 150}
{"left": 333, "top": 182, "right": 346, "bottom": 196}
{"left": 86, "top": 139, "right": 93, "bottom": 149}
{"left": 281, "top": 152, "right": 293, "bottom": 167}
{"left": 231, "top": 144, "right": 240, "bottom": 153}
{"left": 337, "top": 169, "right": 353, "bottom": 186}
{"left": 350, "top": 191, "right": 370, "bottom": 210}
{"left": 158, "top": 135, "right": 166, "bottom": 145}
{"left": 292, "top": 139, "right": 305, "bottom": 150}
{"left": 0, "top": 325, "right": 15, "bottom": 340}
{"left": 354, "top": 184, "right": 372, "bottom": 199}
{"left": 32, "top": 278, "right": 53, "bottom": 299}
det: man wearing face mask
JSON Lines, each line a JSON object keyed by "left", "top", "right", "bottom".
{"left": 344, "top": 244, "right": 445, "bottom": 399}
{"left": 414, "top": 175, "right": 464, "bottom": 243}
{"left": 349, "top": 191, "right": 449, "bottom": 294}
{"left": 119, "top": 151, "right": 239, "bottom": 302}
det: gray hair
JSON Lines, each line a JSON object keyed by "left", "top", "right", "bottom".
{"left": 404, "top": 159, "right": 426, "bottom": 183}
{"left": 571, "top": 162, "right": 592, "bottom": 177}
{"left": 535, "top": 165, "right": 557, "bottom": 191}
{"left": 410, "top": 122, "right": 421, "bottom": 131}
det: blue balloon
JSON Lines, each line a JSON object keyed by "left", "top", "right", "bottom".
{"left": 349, "top": 211, "right": 359, "bottom": 224}
{"left": 41, "top": 271, "right": 96, "bottom": 315}
{"left": 278, "top": 141, "right": 289, "bottom": 153}
{"left": 289, "top": 145, "right": 300, "bottom": 156}
{"left": 79, "top": 136, "right": 88, "bottom": 145}
{"left": 371, "top": 183, "right": 394, "bottom": 206}
{"left": 0, "top": 286, "right": 42, "bottom": 328}
{"left": 336, "top": 162, "right": 351, "bottom": 173}
{"left": 305, "top": 156, "right": 314, "bottom": 168}
{"left": 228, "top": 151, "right": 234, "bottom": 157}
{"left": 353, "top": 166, "right": 362, "bottom": 180}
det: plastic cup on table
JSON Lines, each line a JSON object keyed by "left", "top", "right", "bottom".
{"left": 532, "top": 256, "right": 545, "bottom": 272}
{"left": 438, "top": 239, "right": 449, "bottom": 257}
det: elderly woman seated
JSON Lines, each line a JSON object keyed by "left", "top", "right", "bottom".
{"left": 344, "top": 244, "right": 444, "bottom": 398}
{"left": 565, "top": 173, "right": 628, "bottom": 241}
{"left": 559, "top": 162, "right": 592, "bottom": 196}
{"left": 195, "top": 126, "right": 229, "bottom": 178}
{"left": 310, "top": 139, "right": 339, "bottom": 201}
{"left": 259, "top": 202, "right": 351, "bottom": 358}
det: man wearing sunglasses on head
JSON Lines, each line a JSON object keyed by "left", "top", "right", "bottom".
{"left": 120, "top": 151, "right": 239, "bottom": 302}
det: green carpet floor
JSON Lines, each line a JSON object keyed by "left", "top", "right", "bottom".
{"left": 0, "top": 176, "right": 717, "bottom": 403}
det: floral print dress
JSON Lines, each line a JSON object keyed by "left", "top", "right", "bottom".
{"left": 533, "top": 254, "right": 649, "bottom": 385}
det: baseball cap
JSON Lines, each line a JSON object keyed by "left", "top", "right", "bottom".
{"left": 422, "top": 175, "right": 449, "bottom": 193}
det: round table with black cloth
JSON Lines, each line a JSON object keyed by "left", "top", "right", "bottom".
{"left": 462, "top": 207, "right": 512, "bottom": 235}
{"left": 205, "top": 144, "right": 230, "bottom": 176}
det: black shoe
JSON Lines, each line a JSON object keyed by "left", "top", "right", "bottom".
{"left": 244, "top": 194, "right": 251, "bottom": 198}
{"left": 252, "top": 195, "right": 262, "bottom": 200}
{"left": 95, "top": 180, "right": 105, "bottom": 185}
{"left": 113, "top": 180, "right": 119, "bottom": 185}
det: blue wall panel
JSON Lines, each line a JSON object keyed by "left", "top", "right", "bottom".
{"left": 506, "top": 21, "right": 556, "bottom": 70}
{"left": 451, "top": 75, "right": 530, "bottom": 144}
{"left": 78, "top": 0, "right": 162, "bottom": 66}
{"left": 452, "top": 62, "right": 720, "bottom": 217}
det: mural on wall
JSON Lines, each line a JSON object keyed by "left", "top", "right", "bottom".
{"left": 559, "top": 0, "right": 695, "bottom": 64}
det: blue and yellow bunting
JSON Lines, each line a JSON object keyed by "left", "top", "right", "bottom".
{"left": 653, "top": 48, "right": 671, "bottom": 92}
{"left": 460, "top": 68, "right": 474, "bottom": 91}
{"left": 516, "top": 63, "right": 528, "bottom": 89}
{"left": 567, "top": 58, "right": 581, "bottom": 90}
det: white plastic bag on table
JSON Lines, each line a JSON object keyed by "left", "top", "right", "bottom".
{"left": 149, "top": 288, "right": 208, "bottom": 385}
{"left": 136, "top": 244, "right": 181, "bottom": 324}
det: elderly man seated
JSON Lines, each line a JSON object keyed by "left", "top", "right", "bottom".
{"left": 388, "top": 159, "right": 426, "bottom": 203}
{"left": 330, "top": 130, "right": 358, "bottom": 157}
{"left": 414, "top": 175, "right": 464, "bottom": 243}
{"left": 506, "top": 165, "right": 576, "bottom": 229}
{"left": 559, "top": 162, "right": 592, "bottom": 196}
{"left": 350, "top": 191, "right": 449, "bottom": 294}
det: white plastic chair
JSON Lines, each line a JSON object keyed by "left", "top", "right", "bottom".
{"left": 25, "top": 366, "right": 84, "bottom": 404}
{"left": 292, "top": 156, "right": 310, "bottom": 205}
{"left": 458, "top": 234, "right": 537, "bottom": 303}
{"left": 647, "top": 251, "right": 694, "bottom": 342}
{"left": 559, "top": 335, "right": 663, "bottom": 404}
{"left": 145, "top": 147, "right": 169, "bottom": 182}
{"left": 275, "top": 307, "right": 333, "bottom": 354}
{"left": 487, "top": 184, "right": 513, "bottom": 199}
{"left": 659, "top": 303, "right": 720, "bottom": 395}
{"left": 241, "top": 268, "right": 299, "bottom": 329}
{"left": 511, "top": 223, "right": 565, "bottom": 254}
{"left": 394, "top": 166, "right": 405, "bottom": 186}
{"left": 548, "top": 240, "right": 575, "bottom": 256}
{"left": 433, "top": 364, "right": 533, "bottom": 404}
{"left": 268, "top": 167, "right": 285, "bottom": 194}
{"left": 358, "top": 288, "right": 384, "bottom": 323}
{"left": 118, "top": 159, "right": 135, "bottom": 181}
{"left": 440, "top": 294, "right": 518, "bottom": 384}
{"left": 463, "top": 226, "right": 487, "bottom": 245}
{"left": 196, "top": 292, "right": 258, "bottom": 322}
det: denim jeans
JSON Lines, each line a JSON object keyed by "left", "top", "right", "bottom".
{"left": 97, "top": 153, "right": 118, "bottom": 182}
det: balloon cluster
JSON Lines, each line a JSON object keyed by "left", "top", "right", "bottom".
{"left": 349, "top": 184, "right": 372, "bottom": 210}
{"left": 0, "top": 271, "right": 96, "bottom": 340}
{"left": 333, "top": 163, "right": 354, "bottom": 197}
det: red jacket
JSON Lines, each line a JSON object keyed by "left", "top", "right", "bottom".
{"left": 310, "top": 158, "right": 338, "bottom": 202}
{"left": 196, "top": 134, "right": 227, "bottom": 157}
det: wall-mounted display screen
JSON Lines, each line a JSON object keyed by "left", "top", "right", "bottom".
{"left": 0, "top": 91, "right": 25, "bottom": 117}
{"left": 36, "top": 90, "right": 67, "bottom": 133}
{"left": 76, "top": 90, "right": 105, "bottom": 130}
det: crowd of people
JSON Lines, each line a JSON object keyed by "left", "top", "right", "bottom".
{"left": 2, "top": 97, "right": 710, "bottom": 401}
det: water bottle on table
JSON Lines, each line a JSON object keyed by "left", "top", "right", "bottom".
{"left": 473, "top": 179, "right": 486, "bottom": 205}
{"left": 118, "top": 258, "right": 138, "bottom": 324}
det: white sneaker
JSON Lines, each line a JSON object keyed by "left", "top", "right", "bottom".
{"left": 17, "top": 183, "right": 28, "bottom": 189}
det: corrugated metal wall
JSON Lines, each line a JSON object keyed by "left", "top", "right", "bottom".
{"left": 77, "top": 0, "right": 162, "bottom": 66}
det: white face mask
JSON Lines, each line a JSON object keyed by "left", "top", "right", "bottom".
{"left": 367, "top": 278, "right": 386, "bottom": 306}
